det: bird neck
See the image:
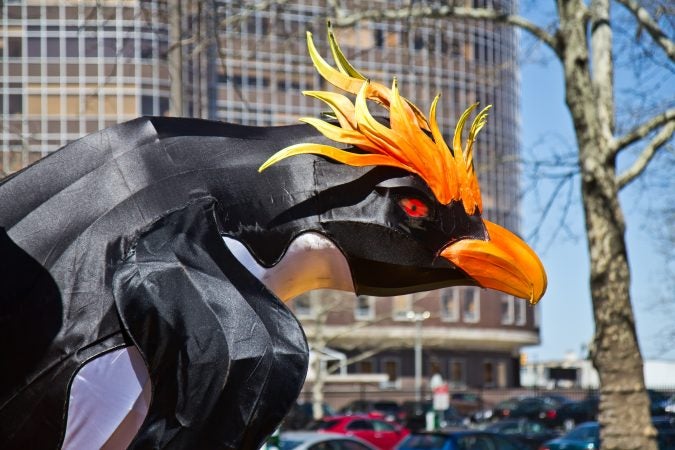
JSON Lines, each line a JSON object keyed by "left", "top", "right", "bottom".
{"left": 223, "top": 232, "right": 354, "bottom": 302}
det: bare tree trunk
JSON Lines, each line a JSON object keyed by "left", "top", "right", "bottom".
{"left": 168, "top": 0, "right": 183, "bottom": 117}
{"left": 311, "top": 291, "right": 328, "bottom": 421}
{"left": 557, "top": 1, "right": 656, "bottom": 449}
{"left": 311, "top": 352, "right": 326, "bottom": 421}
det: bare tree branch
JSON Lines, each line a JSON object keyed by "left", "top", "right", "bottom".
{"left": 615, "top": 0, "right": 675, "bottom": 62}
{"left": 616, "top": 120, "right": 675, "bottom": 189}
{"left": 612, "top": 108, "right": 675, "bottom": 153}
{"left": 326, "top": 344, "right": 397, "bottom": 375}
{"left": 590, "top": 0, "right": 615, "bottom": 140}
{"left": 330, "top": 5, "right": 561, "bottom": 55}
{"left": 219, "top": 0, "right": 289, "bottom": 28}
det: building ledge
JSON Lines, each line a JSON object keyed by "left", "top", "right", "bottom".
{"left": 305, "top": 325, "right": 540, "bottom": 351}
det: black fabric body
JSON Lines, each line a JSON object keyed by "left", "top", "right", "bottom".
{"left": 114, "top": 199, "right": 308, "bottom": 449}
{"left": 0, "top": 116, "right": 486, "bottom": 449}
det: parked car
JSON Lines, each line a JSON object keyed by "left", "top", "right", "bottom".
{"left": 398, "top": 401, "right": 466, "bottom": 432}
{"left": 554, "top": 397, "right": 598, "bottom": 431}
{"left": 395, "top": 430, "right": 523, "bottom": 450}
{"left": 650, "top": 390, "right": 671, "bottom": 416}
{"left": 339, "top": 400, "right": 402, "bottom": 421}
{"left": 449, "top": 392, "right": 485, "bottom": 417}
{"left": 284, "top": 402, "right": 336, "bottom": 430}
{"left": 665, "top": 395, "right": 675, "bottom": 415}
{"left": 310, "top": 415, "right": 409, "bottom": 450}
{"left": 508, "top": 397, "right": 567, "bottom": 428}
{"left": 485, "top": 419, "right": 560, "bottom": 450}
{"left": 654, "top": 416, "right": 675, "bottom": 450}
{"left": 540, "top": 417, "right": 675, "bottom": 450}
{"left": 538, "top": 422, "right": 599, "bottom": 450}
{"left": 278, "top": 431, "right": 377, "bottom": 450}
{"left": 472, "top": 397, "right": 524, "bottom": 423}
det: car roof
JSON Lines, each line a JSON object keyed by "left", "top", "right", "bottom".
{"left": 409, "top": 430, "right": 498, "bottom": 437}
{"left": 324, "top": 414, "right": 384, "bottom": 421}
{"left": 487, "top": 418, "right": 531, "bottom": 426}
{"left": 280, "top": 431, "right": 375, "bottom": 446}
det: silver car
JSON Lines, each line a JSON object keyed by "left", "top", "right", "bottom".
{"left": 276, "top": 431, "right": 378, "bottom": 450}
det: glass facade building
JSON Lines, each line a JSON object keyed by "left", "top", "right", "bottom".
{"left": 1, "top": 1, "right": 171, "bottom": 174}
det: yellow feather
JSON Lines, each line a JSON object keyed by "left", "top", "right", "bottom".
{"left": 259, "top": 143, "right": 414, "bottom": 173}
{"left": 327, "top": 22, "right": 366, "bottom": 80}
{"left": 299, "top": 117, "right": 381, "bottom": 152}
{"left": 303, "top": 91, "right": 357, "bottom": 129}
{"left": 453, "top": 103, "right": 479, "bottom": 156}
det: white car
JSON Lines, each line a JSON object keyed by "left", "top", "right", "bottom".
{"left": 275, "top": 431, "right": 378, "bottom": 450}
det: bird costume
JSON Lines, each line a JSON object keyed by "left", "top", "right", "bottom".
{"left": 0, "top": 28, "right": 546, "bottom": 449}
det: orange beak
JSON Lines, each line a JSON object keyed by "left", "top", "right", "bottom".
{"left": 440, "top": 220, "right": 547, "bottom": 303}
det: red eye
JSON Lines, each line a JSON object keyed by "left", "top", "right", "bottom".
{"left": 399, "top": 198, "right": 429, "bottom": 218}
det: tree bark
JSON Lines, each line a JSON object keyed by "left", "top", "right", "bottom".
{"left": 311, "top": 291, "right": 328, "bottom": 421}
{"left": 311, "top": 348, "right": 326, "bottom": 421}
{"left": 557, "top": 1, "right": 656, "bottom": 449}
{"left": 168, "top": 0, "right": 184, "bottom": 117}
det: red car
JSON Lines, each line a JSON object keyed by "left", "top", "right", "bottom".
{"left": 310, "top": 415, "right": 410, "bottom": 450}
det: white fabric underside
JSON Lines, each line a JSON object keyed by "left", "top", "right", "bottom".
{"left": 223, "top": 231, "right": 354, "bottom": 302}
{"left": 62, "top": 232, "right": 354, "bottom": 448}
{"left": 62, "top": 346, "right": 150, "bottom": 450}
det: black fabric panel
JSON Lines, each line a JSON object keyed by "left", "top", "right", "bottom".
{"left": 113, "top": 199, "right": 308, "bottom": 449}
{"left": 0, "top": 227, "right": 62, "bottom": 396}
{"left": 0, "top": 227, "right": 128, "bottom": 450}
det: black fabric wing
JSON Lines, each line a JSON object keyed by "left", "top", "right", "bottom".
{"left": 112, "top": 199, "right": 309, "bottom": 449}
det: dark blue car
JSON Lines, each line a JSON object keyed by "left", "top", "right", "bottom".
{"left": 395, "top": 430, "right": 522, "bottom": 450}
{"left": 541, "top": 418, "right": 675, "bottom": 450}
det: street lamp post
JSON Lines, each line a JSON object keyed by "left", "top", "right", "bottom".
{"left": 407, "top": 310, "right": 431, "bottom": 403}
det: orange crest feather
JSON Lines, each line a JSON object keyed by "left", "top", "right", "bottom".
{"left": 259, "top": 27, "right": 491, "bottom": 215}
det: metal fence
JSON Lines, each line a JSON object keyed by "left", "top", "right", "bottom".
{"left": 296, "top": 385, "right": 675, "bottom": 415}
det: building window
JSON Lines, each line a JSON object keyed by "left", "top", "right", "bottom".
{"left": 430, "top": 358, "right": 442, "bottom": 376}
{"left": 46, "top": 39, "right": 60, "bottom": 57}
{"left": 496, "top": 360, "right": 508, "bottom": 388}
{"left": 293, "top": 293, "right": 315, "bottom": 319}
{"left": 359, "top": 360, "right": 374, "bottom": 374}
{"left": 382, "top": 359, "right": 400, "bottom": 383}
{"left": 392, "top": 294, "right": 414, "bottom": 321}
{"left": 141, "top": 95, "right": 154, "bottom": 115}
{"left": 501, "top": 294, "right": 514, "bottom": 325}
{"left": 483, "top": 360, "right": 495, "bottom": 387}
{"left": 8, "top": 37, "right": 22, "bottom": 57}
{"left": 159, "top": 97, "right": 169, "bottom": 116}
{"left": 440, "top": 289, "right": 459, "bottom": 322}
{"left": 354, "top": 296, "right": 374, "bottom": 321}
{"left": 514, "top": 298, "right": 527, "bottom": 326}
{"left": 374, "top": 29, "right": 384, "bottom": 48}
{"left": 461, "top": 288, "right": 480, "bottom": 323}
{"left": 448, "top": 358, "right": 466, "bottom": 388}
{"left": 8, "top": 94, "right": 22, "bottom": 115}
{"left": 534, "top": 304, "right": 541, "bottom": 328}
{"left": 66, "top": 38, "right": 79, "bottom": 58}
{"left": 27, "top": 37, "right": 41, "bottom": 57}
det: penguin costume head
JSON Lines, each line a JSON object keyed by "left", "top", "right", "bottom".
{"left": 226, "top": 27, "right": 547, "bottom": 304}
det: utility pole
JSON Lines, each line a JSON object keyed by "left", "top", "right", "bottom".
{"left": 407, "top": 310, "right": 430, "bottom": 403}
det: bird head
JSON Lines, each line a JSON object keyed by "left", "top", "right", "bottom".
{"left": 256, "top": 27, "right": 546, "bottom": 304}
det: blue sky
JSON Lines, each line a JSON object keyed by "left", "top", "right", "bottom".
{"left": 517, "top": 15, "right": 674, "bottom": 362}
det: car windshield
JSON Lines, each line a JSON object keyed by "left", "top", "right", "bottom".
{"left": 402, "top": 434, "right": 448, "bottom": 449}
{"left": 373, "top": 402, "right": 398, "bottom": 411}
{"left": 309, "top": 419, "right": 340, "bottom": 430}
{"left": 566, "top": 424, "right": 598, "bottom": 441}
